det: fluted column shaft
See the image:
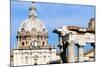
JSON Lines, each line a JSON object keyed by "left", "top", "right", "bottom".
{"left": 68, "top": 41, "right": 75, "bottom": 62}
{"left": 78, "top": 45, "right": 84, "bottom": 62}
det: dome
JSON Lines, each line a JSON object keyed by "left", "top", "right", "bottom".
{"left": 18, "top": 5, "right": 47, "bottom": 33}
{"left": 18, "top": 17, "right": 47, "bottom": 32}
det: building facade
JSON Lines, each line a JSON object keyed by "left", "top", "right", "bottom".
{"left": 12, "top": 3, "right": 60, "bottom": 66}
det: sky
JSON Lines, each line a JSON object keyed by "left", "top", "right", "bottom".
{"left": 11, "top": 1, "right": 95, "bottom": 52}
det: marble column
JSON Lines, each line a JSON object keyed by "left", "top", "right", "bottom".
{"left": 59, "top": 36, "right": 63, "bottom": 46}
{"left": 78, "top": 45, "right": 84, "bottom": 62}
{"left": 68, "top": 40, "right": 75, "bottom": 63}
{"left": 59, "top": 36, "right": 63, "bottom": 52}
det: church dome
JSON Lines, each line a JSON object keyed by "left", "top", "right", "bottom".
{"left": 18, "top": 17, "right": 47, "bottom": 32}
{"left": 18, "top": 4, "right": 47, "bottom": 33}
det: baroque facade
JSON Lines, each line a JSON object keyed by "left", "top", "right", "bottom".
{"left": 12, "top": 3, "right": 60, "bottom": 66}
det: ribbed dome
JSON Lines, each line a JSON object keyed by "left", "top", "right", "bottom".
{"left": 18, "top": 17, "right": 47, "bottom": 32}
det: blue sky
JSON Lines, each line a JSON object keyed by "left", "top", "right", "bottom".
{"left": 11, "top": 1, "right": 95, "bottom": 51}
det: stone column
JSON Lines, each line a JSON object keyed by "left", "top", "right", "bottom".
{"left": 26, "top": 36, "right": 31, "bottom": 48}
{"left": 78, "top": 45, "right": 84, "bottom": 62}
{"left": 17, "top": 37, "right": 21, "bottom": 48}
{"left": 59, "top": 36, "right": 63, "bottom": 46}
{"left": 91, "top": 43, "right": 95, "bottom": 61}
{"left": 59, "top": 35, "right": 63, "bottom": 52}
{"left": 68, "top": 40, "right": 75, "bottom": 63}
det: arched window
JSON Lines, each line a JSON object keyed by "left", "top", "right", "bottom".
{"left": 22, "top": 42, "right": 24, "bottom": 46}
{"left": 34, "top": 59, "right": 37, "bottom": 65}
{"left": 42, "top": 41, "right": 45, "bottom": 46}
{"left": 43, "top": 55, "right": 46, "bottom": 63}
{"left": 34, "top": 41, "right": 38, "bottom": 47}
{"left": 22, "top": 42, "right": 25, "bottom": 49}
{"left": 25, "top": 56, "right": 28, "bottom": 64}
{"left": 30, "top": 40, "right": 39, "bottom": 48}
{"left": 43, "top": 29, "right": 46, "bottom": 32}
{"left": 21, "top": 28, "right": 25, "bottom": 31}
